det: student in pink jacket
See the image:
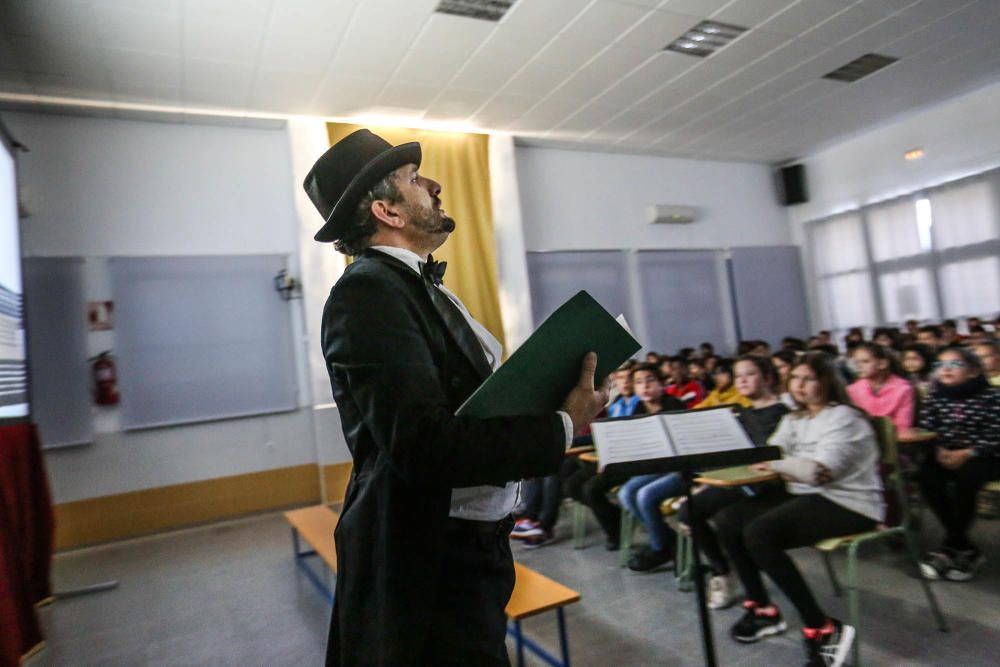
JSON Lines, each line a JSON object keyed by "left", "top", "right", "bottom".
{"left": 846, "top": 342, "right": 915, "bottom": 433}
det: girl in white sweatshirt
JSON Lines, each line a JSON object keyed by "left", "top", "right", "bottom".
{"left": 714, "top": 352, "right": 884, "bottom": 667}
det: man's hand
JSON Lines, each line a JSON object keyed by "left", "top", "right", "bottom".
{"left": 561, "top": 352, "right": 609, "bottom": 435}
{"left": 937, "top": 447, "right": 974, "bottom": 470}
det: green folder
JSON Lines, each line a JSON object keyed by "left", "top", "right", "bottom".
{"left": 456, "top": 290, "right": 641, "bottom": 418}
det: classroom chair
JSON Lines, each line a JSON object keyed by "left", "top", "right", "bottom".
{"left": 814, "top": 416, "right": 948, "bottom": 667}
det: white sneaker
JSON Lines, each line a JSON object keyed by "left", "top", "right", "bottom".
{"left": 708, "top": 573, "right": 739, "bottom": 609}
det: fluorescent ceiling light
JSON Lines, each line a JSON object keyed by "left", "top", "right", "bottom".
{"left": 665, "top": 20, "right": 747, "bottom": 58}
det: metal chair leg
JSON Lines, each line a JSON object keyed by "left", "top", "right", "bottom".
{"left": 514, "top": 620, "right": 525, "bottom": 667}
{"left": 572, "top": 502, "right": 587, "bottom": 549}
{"left": 847, "top": 542, "right": 862, "bottom": 667}
{"left": 822, "top": 550, "right": 843, "bottom": 597}
{"left": 903, "top": 527, "right": 949, "bottom": 632}
{"left": 557, "top": 607, "right": 571, "bottom": 667}
{"left": 676, "top": 531, "right": 694, "bottom": 592}
{"left": 619, "top": 508, "right": 634, "bottom": 568}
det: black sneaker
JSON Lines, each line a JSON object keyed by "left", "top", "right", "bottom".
{"left": 627, "top": 546, "right": 674, "bottom": 572}
{"left": 918, "top": 549, "right": 954, "bottom": 580}
{"left": 730, "top": 601, "right": 787, "bottom": 643}
{"left": 803, "top": 618, "right": 855, "bottom": 667}
{"left": 944, "top": 547, "right": 984, "bottom": 581}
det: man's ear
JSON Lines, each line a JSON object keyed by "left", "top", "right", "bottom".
{"left": 371, "top": 199, "right": 405, "bottom": 229}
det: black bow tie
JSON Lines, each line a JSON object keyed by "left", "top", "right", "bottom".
{"left": 422, "top": 256, "right": 447, "bottom": 286}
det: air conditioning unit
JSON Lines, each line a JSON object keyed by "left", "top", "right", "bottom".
{"left": 645, "top": 204, "right": 698, "bottom": 224}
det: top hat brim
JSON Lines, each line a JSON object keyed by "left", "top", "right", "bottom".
{"left": 313, "top": 141, "right": 422, "bottom": 242}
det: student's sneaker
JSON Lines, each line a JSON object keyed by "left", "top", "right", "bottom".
{"left": 707, "top": 573, "right": 740, "bottom": 610}
{"left": 943, "top": 547, "right": 985, "bottom": 581}
{"left": 918, "top": 549, "right": 954, "bottom": 580}
{"left": 522, "top": 529, "right": 555, "bottom": 549}
{"left": 510, "top": 519, "right": 543, "bottom": 540}
{"left": 730, "top": 601, "right": 787, "bottom": 643}
{"left": 802, "top": 618, "right": 855, "bottom": 667}
{"left": 627, "top": 545, "right": 674, "bottom": 572}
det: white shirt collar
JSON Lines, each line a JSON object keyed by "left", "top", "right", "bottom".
{"left": 369, "top": 245, "right": 426, "bottom": 276}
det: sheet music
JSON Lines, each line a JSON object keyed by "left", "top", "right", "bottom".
{"left": 591, "top": 416, "right": 674, "bottom": 471}
{"left": 661, "top": 409, "right": 754, "bottom": 457}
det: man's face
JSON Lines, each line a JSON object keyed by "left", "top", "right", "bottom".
{"left": 392, "top": 164, "right": 455, "bottom": 248}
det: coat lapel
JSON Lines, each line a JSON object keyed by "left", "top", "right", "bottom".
{"left": 360, "top": 250, "right": 493, "bottom": 382}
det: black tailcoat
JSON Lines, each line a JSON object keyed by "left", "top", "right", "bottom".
{"left": 322, "top": 249, "right": 565, "bottom": 665}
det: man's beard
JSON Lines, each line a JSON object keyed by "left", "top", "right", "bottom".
{"left": 408, "top": 203, "right": 456, "bottom": 234}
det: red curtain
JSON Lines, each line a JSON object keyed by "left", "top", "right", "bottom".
{"left": 0, "top": 423, "right": 54, "bottom": 667}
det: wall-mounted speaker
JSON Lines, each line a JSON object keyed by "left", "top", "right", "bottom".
{"left": 776, "top": 163, "right": 808, "bottom": 206}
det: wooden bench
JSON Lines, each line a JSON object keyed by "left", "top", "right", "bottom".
{"left": 284, "top": 505, "right": 581, "bottom": 666}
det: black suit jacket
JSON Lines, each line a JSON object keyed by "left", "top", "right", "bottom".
{"left": 322, "top": 249, "right": 566, "bottom": 666}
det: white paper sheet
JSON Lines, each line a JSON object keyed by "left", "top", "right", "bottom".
{"left": 662, "top": 409, "right": 754, "bottom": 457}
{"left": 591, "top": 417, "right": 673, "bottom": 471}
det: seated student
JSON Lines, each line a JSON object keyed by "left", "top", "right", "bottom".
{"left": 750, "top": 340, "right": 771, "bottom": 357}
{"left": 694, "top": 358, "right": 752, "bottom": 409}
{"left": 688, "top": 357, "right": 715, "bottom": 393}
{"left": 713, "top": 353, "right": 883, "bottom": 666}
{"left": 677, "top": 355, "right": 789, "bottom": 609}
{"left": 665, "top": 356, "right": 705, "bottom": 408}
{"left": 607, "top": 361, "right": 641, "bottom": 417}
{"left": 917, "top": 325, "right": 943, "bottom": 351}
{"left": 771, "top": 349, "right": 798, "bottom": 409}
{"left": 846, "top": 342, "right": 915, "bottom": 433}
{"left": 972, "top": 340, "right": 1000, "bottom": 387}
{"left": 700, "top": 341, "right": 715, "bottom": 359}
{"left": 901, "top": 342, "right": 936, "bottom": 398}
{"left": 645, "top": 351, "right": 661, "bottom": 365}
{"left": 917, "top": 347, "right": 1000, "bottom": 581}
{"left": 565, "top": 364, "right": 685, "bottom": 551}
{"left": 872, "top": 327, "right": 902, "bottom": 351}
{"left": 940, "top": 319, "right": 963, "bottom": 346}
{"left": 966, "top": 324, "right": 990, "bottom": 344}
{"left": 616, "top": 364, "right": 687, "bottom": 571}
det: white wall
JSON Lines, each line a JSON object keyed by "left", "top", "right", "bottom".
{"left": 515, "top": 145, "right": 792, "bottom": 251}
{"left": 788, "top": 79, "right": 1000, "bottom": 227}
{"left": 6, "top": 111, "right": 349, "bottom": 503}
{"left": 785, "top": 79, "right": 1000, "bottom": 329}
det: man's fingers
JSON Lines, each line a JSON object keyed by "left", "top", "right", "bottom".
{"left": 577, "top": 352, "right": 598, "bottom": 389}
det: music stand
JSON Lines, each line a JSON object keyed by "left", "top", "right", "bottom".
{"left": 605, "top": 445, "right": 782, "bottom": 667}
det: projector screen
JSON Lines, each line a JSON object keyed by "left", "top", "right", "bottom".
{"left": 0, "top": 124, "right": 28, "bottom": 424}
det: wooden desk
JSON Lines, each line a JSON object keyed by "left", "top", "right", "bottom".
{"left": 898, "top": 429, "right": 937, "bottom": 444}
{"left": 695, "top": 465, "right": 779, "bottom": 487}
{"left": 565, "top": 445, "right": 595, "bottom": 457}
{"left": 579, "top": 452, "right": 599, "bottom": 464}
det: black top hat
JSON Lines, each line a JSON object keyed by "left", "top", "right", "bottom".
{"left": 304, "top": 129, "right": 422, "bottom": 243}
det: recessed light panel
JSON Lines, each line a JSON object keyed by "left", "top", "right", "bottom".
{"left": 435, "top": 0, "right": 517, "bottom": 22}
{"left": 823, "top": 53, "right": 898, "bottom": 82}
{"left": 665, "top": 21, "right": 748, "bottom": 58}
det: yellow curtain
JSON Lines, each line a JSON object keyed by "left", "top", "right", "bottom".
{"left": 326, "top": 123, "right": 505, "bottom": 350}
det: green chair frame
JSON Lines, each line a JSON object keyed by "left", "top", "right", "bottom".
{"left": 815, "top": 416, "right": 948, "bottom": 667}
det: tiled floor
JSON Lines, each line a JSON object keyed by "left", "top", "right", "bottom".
{"left": 26, "top": 506, "right": 1000, "bottom": 666}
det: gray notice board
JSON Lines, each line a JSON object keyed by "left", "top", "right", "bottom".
{"left": 23, "top": 257, "right": 93, "bottom": 448}
{"left": 109, "top": 255, "right": 298, "bottom": 430}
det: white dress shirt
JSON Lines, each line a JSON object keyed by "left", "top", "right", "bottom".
{"left": 370, "top": 245, "right": 573, "bottom": 520}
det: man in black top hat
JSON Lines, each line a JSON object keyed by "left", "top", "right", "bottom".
{"left": 303, "top": 129, "right": 606, "bottom": 666}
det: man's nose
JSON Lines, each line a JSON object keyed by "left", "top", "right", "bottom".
{"left": 425, "top": 177, "right": 441, "bottom": 197}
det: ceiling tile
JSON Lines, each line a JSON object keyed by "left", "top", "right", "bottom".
{"left": 183, "top": 19, "right": 264, "bottom": 64}
{"left": 469, "top": 93, "right": 537, "bottom": 128}
{"left": 94, "top": 5, "right": 181, "bottom": 55}
{"left": 760, "top": 0, "right": 849, "bottom": 37}
{"left": 107, "top": 49, "right": 182, "bottom": 88}
{"left": 600, "top": 53, "right": 697, "bottom": 108}
{"left": 374, "top": 81, "right": 442, "bottom": 111}
{"left": 183, "top": 59, "right": 255, "bottom": 93}
{"left": 182, "top": 87, "right": 248, "bottom": 109}
{"left": 424, "top": 87, "right": 494, "bottom": 120}
{"left": 665, "top": 0, "right": 731, "bottom": 18}
{"left": 704, "top": 29, "right": 792, "bottom": 68}
{"left": 308, "top": 75, "right": 384, "bottom": 115}
{"left": 570, "top": 0, "right": 650, "bottom": 45}
{"left": 252, "top": 69, "right": 326, "bottom": 107}
{"left": 800, "top": 4, "right": 892, "bottom": 45}
{"left": 710, "top": 0, "right": 796, "bottom": 28}
{"left": 0, "top": 0, "right": 101, "bottom": 44}
{"left": 619, "top": 8, "right": 702, "bottom": 52}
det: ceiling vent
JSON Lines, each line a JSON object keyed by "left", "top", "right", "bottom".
{"left": 665, "top": 20, "right": 747, "bottom": 58}
{"left": 435, "top": 0, "right": 517, "bottom": 22}
{"left": 823, "top": 53, "right": 898, "bottom": 82}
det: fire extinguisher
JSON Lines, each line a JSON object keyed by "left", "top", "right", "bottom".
{"left": 92, "top": 351, "right": 120, "bottom": 405}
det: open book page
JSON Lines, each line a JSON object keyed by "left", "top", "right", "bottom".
{"left": 591, "top": 416, "right": 674, "bottom": 471}
{"left": 661, "top": 409, "right": 755, "bottom": 457}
